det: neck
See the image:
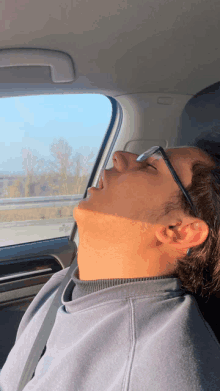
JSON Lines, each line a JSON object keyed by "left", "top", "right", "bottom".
{"left": 73, "top": 206, "right": 176, "bottom": 280}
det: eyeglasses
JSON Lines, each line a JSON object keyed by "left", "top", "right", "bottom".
{"left": 136, "top": 146, "right": 198, "bottom": 218}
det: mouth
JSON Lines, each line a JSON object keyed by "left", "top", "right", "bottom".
{"left": 87, "top": 169, "right": 105, "bottom": 193}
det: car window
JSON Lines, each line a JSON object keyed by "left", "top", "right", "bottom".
{"left": 0, "top": 94, "right": 112, "bottom": 247}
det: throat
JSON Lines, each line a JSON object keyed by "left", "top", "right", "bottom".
{"left": 73, "top": 206, "right": 156, "bottom": 280}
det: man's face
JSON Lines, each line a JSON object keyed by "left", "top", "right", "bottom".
{"left": 78, "top": 146, "right": 215, "bottom": 222}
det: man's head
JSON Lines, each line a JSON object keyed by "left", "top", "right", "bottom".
{"left": 78, "top": 145, "right": 220, "bottom": 298}
{"left": 80, "top": 146, "right": 214, "bottom": 248}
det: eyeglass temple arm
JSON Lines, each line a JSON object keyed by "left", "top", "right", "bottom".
{"left": 158, "top": 148, "right": 198, "bottom": 218}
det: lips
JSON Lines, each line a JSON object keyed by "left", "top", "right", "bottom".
{"left": 98, "top": 173, "right": 104, "bottom": 189}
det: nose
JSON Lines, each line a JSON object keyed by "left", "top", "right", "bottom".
{"left": 112, "top": 151, "right": 139, "bottom": 171}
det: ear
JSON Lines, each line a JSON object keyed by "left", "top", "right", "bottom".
{"left": 154, "top": 220, "right": 209, "bottom": 251}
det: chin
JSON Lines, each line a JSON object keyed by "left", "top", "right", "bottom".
{"left": 76, "top": 196, "right": 100, "bottom": 211}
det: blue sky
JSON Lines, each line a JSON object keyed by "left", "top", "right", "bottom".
{"left": 0, "top": 94, "right": 112, "bottom": 175}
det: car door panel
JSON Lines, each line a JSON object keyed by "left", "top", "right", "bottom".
{"left": 0, "top": 237, "right": 77, "bottom": 368}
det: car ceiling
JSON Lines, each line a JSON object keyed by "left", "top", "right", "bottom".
{"left": 0, "top": 0, "right": 218, "bottom": 97}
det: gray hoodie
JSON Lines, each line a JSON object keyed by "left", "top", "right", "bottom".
{"left": 1, "top": 265, "right": 220, "bottom": 390}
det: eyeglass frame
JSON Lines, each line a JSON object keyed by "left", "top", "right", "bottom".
{"left": 136, "top": 146, "right": 199, "bottom": 218}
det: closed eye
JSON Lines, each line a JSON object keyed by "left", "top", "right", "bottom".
{"left": 141, "top": 161, "right": 157, "bottom": 170}
{"left": 148, "top": 163, "right": 157, "bottom": 170}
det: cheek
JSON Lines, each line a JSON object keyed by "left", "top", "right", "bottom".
{"left": 109, "top": 173, "right": 166, "bottom": 206}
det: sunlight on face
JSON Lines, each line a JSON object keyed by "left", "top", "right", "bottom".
{"left": 78, "top": 146, "right": 215, "bottom": 223}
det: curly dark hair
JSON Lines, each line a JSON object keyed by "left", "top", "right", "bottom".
{"left": 164, "top": 161, "right": 220, "bottom": 301}
{"left": 156, "top": 137, "right": 220, "bottom": 340}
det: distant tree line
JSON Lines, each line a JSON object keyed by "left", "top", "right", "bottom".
{"left": 2, "top": 138, "right": 95, "bottom": 198}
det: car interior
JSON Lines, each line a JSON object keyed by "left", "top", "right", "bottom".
{"left": 0, "top": 0, "right": 220, "bottom": 372}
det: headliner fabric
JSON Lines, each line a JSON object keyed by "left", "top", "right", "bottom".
{"left": 1, "top": 265, "right": 220, "bottom": 390}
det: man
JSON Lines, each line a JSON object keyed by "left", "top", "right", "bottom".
{"left": 76, "top": 146, "right": 212, "bottom": 281}
{"left": 1, "top": 146, "right": 220, "bottom": 391}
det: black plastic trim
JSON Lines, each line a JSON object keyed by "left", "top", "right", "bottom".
{"left": 0, "top": 273, "right": 54, "bottom": 294}
{"left": 0, "top": 236, "right": 77, "bottom": 263}
{"left": 0, "top": 255, "right": 62, "bottom": 283}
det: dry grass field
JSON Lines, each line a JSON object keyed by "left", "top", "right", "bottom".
{"left": 0, "top": 145, "right": 90, "bottom": 223}
{"left": 0, "top": 203, "right": 80, "bottom": 223}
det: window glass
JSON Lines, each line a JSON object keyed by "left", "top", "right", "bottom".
{"left": 0, "top": 94, "right": 112, "bottom": 247}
